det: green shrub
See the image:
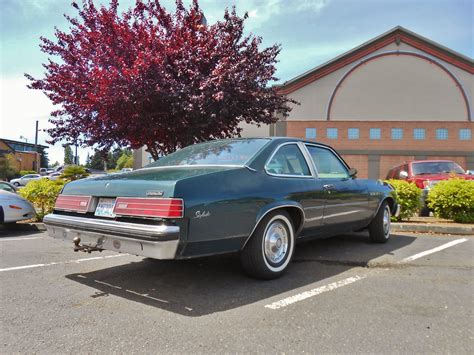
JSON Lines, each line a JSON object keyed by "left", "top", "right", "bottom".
{"left": 385, "top": 179, "right": 422, "bottom": 221}
{"left": 60, "top": 165, "right": 90, "bottom": 181}
{"left": 19, "top": 179, "right": 66, "bottom": 221}
{"left": 427, "top": 178, "right": 474, "bottom": 223}
{"left": 20, "top": 170, "right": 37, "bottom": 176}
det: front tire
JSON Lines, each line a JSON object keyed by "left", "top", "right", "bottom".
{"left": 13, "top": 182, "right": 20, "bottom": 187}
{"left": 369, "top": 201, "right": 391, "bottom": 243}
{"left": 241, "top": 211, "right": 295, "bottom": 280}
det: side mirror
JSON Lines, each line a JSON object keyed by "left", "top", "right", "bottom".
{"left": 348, "top": 168, "right": 357, "bottom": 178}
{"left": 399, "top": 171, "right": 408, "bottom": 179}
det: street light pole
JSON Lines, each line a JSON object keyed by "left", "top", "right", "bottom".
{"left": 34, "top": 120, "right": 39, "bottom": 172}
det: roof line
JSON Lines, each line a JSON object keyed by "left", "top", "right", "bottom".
{"left": 278, "top": 26, "right": 473, "bottom": 92}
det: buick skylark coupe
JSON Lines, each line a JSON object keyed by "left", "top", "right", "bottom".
{"left": 44, "top": 138, "right": 399, "bottom": 279}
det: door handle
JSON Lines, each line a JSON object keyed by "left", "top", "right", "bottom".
{"left": 323, "top": 184, "right": 335, "bottom": 190}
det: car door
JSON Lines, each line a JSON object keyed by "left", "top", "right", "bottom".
{"left": 304, "top": 144, "right": 370, "bottom": 232}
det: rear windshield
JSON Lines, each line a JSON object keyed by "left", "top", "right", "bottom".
{"left": 147, "top": 139, "right": 270, "bottom": 167}
{"left": 412, "top": 161, "right": 465, "bottom": 175}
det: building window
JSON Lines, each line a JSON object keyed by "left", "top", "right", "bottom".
{"left": 413, "top": 128, "right": 425, "bottom": 140}
{"left": 347, "top": 128, "right": 359, "bottom": 140}
{"left": 436, "top": 128, "right": 448, "bottom": 140}
{"left": 305, "top": 128, "right": 317, "bottom": 139}
{"left": 369, "top": 128, "right": 381, "bottom": 140}
{"left": 391, "top": 128, "right": 403, "bottom": 140}
{"left": 459, "top": 129, "right": 471, "bottom": 140}
{"left": 326, "top": 128, "right": 338, "bottom": 139}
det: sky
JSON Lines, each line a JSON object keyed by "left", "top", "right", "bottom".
{"left": 0, "top": 0, "right": 472, "bottom": 165}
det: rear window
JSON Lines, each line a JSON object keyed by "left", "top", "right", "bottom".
{"left": 412, "top": 161, "right": 465, "bottom": 175}
{"left": 147, "top": 139, "right": 270, "bottom": 167}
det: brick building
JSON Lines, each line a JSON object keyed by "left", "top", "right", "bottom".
{"left": 268, "top": 26, "right": 473, "bottom": 179}
{"left": 0, "top": 138, "right": 47, "bottom": 172}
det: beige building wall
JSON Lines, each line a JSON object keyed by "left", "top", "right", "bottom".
{"left": 284, "top": 41, "right": 472, "bottom": 122}
{"left": 238, "top": 121, "right": 270, "bottom": 137}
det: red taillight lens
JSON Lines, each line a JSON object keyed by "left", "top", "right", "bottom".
{"left": 9, "top": 205, "right": 22, "bottom": 210}
{"left": 55, "top": 195, "right": 91, "bottom": 213}
{"left": 113, "top": 198, "right": 184, "bottom": 218}
{"left": 414, "top": 180, "right": 425, "bottom": 189}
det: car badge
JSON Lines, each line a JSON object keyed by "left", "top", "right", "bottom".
{"left": 146, "top": 191, "right": 164, "bottom": 197}
{"left": 105, "top": 182, "right": 110, "bottom": 189}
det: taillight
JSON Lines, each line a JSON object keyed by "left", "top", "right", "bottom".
{"left": 55, "top": 195, "right": 91, "bottom": 213}
{"left": 422, "top": 180, "right": 430, "bottom": 188}
{"left": 113, "top": 198, "right": 184, "bottom": 219}
{"left": 414, "top": 180, "right": 425, "bottom": 189}
{"left": 9, "top": 205, "right": 22, "bottom": 210}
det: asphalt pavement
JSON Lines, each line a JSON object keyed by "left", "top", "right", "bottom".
{"left": 0, "top": 227, "right": 473, "bottom": 353}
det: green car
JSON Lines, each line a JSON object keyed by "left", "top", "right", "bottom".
{"left": 44, "top": 138, "right": 399, "bottom": 279}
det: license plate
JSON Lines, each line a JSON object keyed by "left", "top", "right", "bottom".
{"left": 94, "top": 198, "right": 116, "bottom": 218}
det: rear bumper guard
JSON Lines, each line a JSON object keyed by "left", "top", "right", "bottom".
{"left": 43, "top": 214, "right": 179, "bottom": 259}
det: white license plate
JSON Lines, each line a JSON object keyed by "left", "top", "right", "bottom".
{"left": 94, "top": 198, "right": 116, "bottom": 218}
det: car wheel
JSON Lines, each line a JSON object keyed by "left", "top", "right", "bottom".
{"left": 13, "top": 182, "right": 20, "bottom": 187}
{"left": 241, "top": 211, "right": 295, "bottom": 279}
{"left": 368, "top": 201, "right": 391, "bottom": 243}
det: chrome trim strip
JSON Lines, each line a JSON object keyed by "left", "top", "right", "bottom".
{"left": 264, "top": 142, "right": 315, "bottom": 178}
{"left": 44, "top": 214, "right": 179, "bottom": 240}
{"left": 241, "top": 204, "right": 306, "bottom": 250}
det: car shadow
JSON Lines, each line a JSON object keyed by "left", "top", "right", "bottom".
{"left": 66, "top": 233, "right": 416, "bottom": 317}
{"left": 0, "top": 224, "right": 43, "bottom": 237}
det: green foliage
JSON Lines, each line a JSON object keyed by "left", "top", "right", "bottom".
{"left": 60, "top": 165, "right": 90, "bottom": 181}
{"left": 0, "top": 154, "right": 18, "bottom": 180}
{"left": 19, "top": 179, "right": 65, "bottom": 221}
{"left": 38, "top": 146, "right": 49, "bottom": 168}
{"left": 386, "top": 179, "right": 422, "bottom": 221}
{"left": 20, "top": 170, "right": 37, "bottom": 176}
{"left": 87, "top": 150, "right": 105, "bottom": 170}
{"left": 427, "top": 179, "right": 474, "bottom": 223}
{"left": 116, "top": 150, "right": 133, "bottom": 170}
{"left": 64, "top": 145, "right": 74, "bottom": 165}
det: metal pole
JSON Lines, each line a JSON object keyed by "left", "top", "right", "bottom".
{"left": 34, "top": 120, "right": 39, "bottom": 172}
{"left": 75, "top": 144, "right": 78, "bottom": 165}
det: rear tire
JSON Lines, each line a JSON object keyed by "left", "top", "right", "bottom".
{"left": 419, "top": 207, "right": 430, "bottom": 217}
{"left": 13, "top": 182, "right": 20, "bottom": 187}
{"left": 241, "top": 211, "right": 295, "bottom": 280}
{"left": 369, "top": 201, "right": 391, "bottom": 243}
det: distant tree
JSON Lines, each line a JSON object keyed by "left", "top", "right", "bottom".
{"left": 64, "top": 145, "right": 74, "bottom": 165}
{"left": 38, "top": 147, "right": 49, "bottom": 168}
{"left": 26, "top": 0, "right": 295, "bottom": 160}
{"left": 85, "top": 153, "right": 91, "bottom": 168}
{"left": 116, "top": 150, "right": 133, "bottom": 170}
{"left": 0, "top": 154, "right": 18, "bottom": 180}
{"left": 88, "top": 150, "right": 106, "bottom": 170}
{"left": 51, "top": 161, "right": 60, "bottom": 168}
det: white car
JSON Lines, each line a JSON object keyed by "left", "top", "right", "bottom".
{"left": 47, "top": 172, "right": 63, "bottom": 181}
{"left": 10, "top": 174, "right": 42, "bottom": 187}
{"left": 0, "top": 190, "right": 36, "bottom": 224}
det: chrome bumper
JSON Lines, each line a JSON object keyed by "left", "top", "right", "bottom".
{"left": 43, "top": 214, "right": 179, "bottom": 259}
{"left": 394, "top": 203, "right": 401, "bottom": 218}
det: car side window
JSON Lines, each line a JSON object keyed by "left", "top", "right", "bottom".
{"left": 306, "top": 145, "right": 349, "bottom": 179}
{"left": 266, "top": 144, "right": 311, "bottom": 176}
{"left": 0, "top": 183, "right": 14, "bottom": 193}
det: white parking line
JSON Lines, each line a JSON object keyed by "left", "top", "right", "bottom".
{"left": 264, "top": 275, "right": 366, "bottom": 310}
{"left": 0, "top": 236, "right": 44, "bottom": 242}
{"left": 265, "top": 237, "right": 470, "bottom": 310}
{"left": 400, "top": 238, "right": 468, "bottom": 263}
{"left": 0, "top": 254, "right": 129, "bottom": 272}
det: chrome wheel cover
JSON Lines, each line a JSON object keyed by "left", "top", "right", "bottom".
{"left": 263, "top": 220, "right": 289, "bottom": 264}
{"left": 383, "top": 206, "right": 391, "bottom": 238}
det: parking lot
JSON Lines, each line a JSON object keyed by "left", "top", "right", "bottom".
{"left": 1, "top": 227, "right": 472, "bottom": 353}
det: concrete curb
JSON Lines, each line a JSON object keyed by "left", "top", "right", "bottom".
{"left": 392, "top": 223, "right": 474, "bottom": 235}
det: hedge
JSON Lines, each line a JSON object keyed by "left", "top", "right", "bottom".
{"left": 385, "top": 179, "right": 422, "bottom": 221}
{"left": 427, "top": 178, "right": 474, "bottom": 223}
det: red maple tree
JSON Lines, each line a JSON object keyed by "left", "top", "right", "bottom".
{"left": 26, "top": 0, "right": 295, "bottom": 159}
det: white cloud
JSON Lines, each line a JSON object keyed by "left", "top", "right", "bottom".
{"left": 0, "top": 75, "right": 93, "bottom": 166}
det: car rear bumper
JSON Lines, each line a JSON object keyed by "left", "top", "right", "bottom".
{"left": 43, "top": 214, "right": 179, "bottom": 259}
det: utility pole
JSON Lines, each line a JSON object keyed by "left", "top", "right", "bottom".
{"left": 34, "top": 120, "right": 39, "bottom": 172}
{"left": 75, "top": 144, "right": 78, "bottom": 165}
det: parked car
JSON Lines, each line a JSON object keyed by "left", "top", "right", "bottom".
{"left": 47, "top": 172, "right": 63, "bottom": 181}
{"left": 0, "top": 190, "right": 36, "bottom": 224}
{"left": 10, "top": 174, "right": 42, "bottom": 187}
{"left": 0, "top": 181, "right": 18, "bottom": 193}
{"left": 121, "top": 168, "right": 133, "bottom": 173}
{"left": 39, "top": 168, "right": 48, "bottom": 176}
{"left": 44, "top": 138, "right": 399, "bottom": 279}
{"left": 386, "top": 160, "right": 474, "bottom": 216}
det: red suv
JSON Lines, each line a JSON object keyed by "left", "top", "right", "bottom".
{"left": 386, "top": 160, "right": 474, "bottom": 216}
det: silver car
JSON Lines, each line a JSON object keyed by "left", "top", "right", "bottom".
{"left": 0, "top": 190, "right": 36, "bottom": 223}
{"left": 10, "top": 174, "right": 42, "bottom": 187}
